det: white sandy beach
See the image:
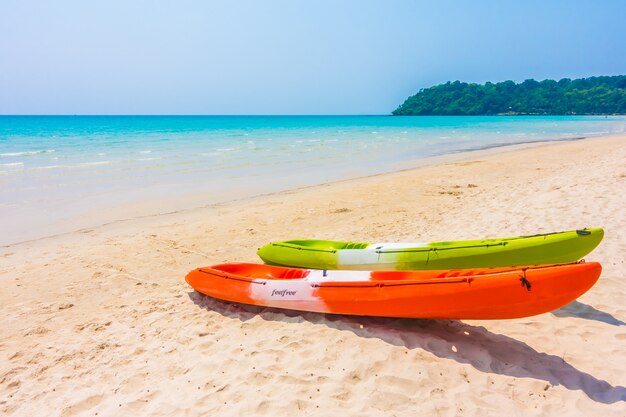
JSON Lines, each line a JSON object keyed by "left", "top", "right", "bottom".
{"left": 1, "top": 134, "right": 625, "bottom": 416}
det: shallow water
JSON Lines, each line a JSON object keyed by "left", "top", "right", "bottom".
{"left": 1, "top": 115, "right": 625, "bottom": 245}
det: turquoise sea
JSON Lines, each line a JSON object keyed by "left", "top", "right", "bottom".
{"left": 1, "top": 115, "right": 625, "bottom": 245}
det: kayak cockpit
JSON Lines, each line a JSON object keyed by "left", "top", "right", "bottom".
{"left": 276, "top": 240, "right": 370, "bottom": 251}
{"left": 208, "top": 263, "right": 311, "bottom": 280}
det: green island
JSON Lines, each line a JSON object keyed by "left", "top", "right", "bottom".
{"left": 393, "top": 75, "right": 626, "bottom": 115}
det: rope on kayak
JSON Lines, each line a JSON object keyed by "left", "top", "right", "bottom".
{"left": 310, "top": 277, "right": 474, "bottom": 288}
{"left": 519, "top": 270, "right": 532, "bottom": 291}
{"left": 198, "top": 269, "right": 267, "bottom": 284}
{"left": 377, "top": 242, "right": 508, "bottom": 254}
{"left": 271, "top": 243, "right": 338, "bottom": 253}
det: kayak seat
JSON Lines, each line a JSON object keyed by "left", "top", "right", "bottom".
{"left": 343, "top": 242, "right": 370, "bottom": 250}
{"left": 273, "top": 268, "right": 310, "bottom": 280}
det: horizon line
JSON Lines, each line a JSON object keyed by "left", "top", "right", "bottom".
{"left": 0, "top": 114, "right": 393, "bottom": 117}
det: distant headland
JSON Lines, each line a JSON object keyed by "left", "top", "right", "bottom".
{"left": 392, "top": 75, "right": 626, "bottom": 116}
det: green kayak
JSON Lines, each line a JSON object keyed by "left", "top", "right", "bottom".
{"left": 257, "top": 228, "right": 604, "bottom": 270}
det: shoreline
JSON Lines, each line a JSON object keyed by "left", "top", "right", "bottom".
{"left": 3, "top": 132, "right": 623, "bottom": 249}
{"left": 1, "top": 132, "right": 625, "bottom": 416}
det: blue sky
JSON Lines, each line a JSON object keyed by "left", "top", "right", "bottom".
{"left": 1, "top": 0, "right": 624, "bottom": 115}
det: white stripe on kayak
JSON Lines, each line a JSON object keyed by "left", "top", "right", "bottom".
{"left": 247, "top": 280, "right": 326, "bottom": 313}
{"left": 247, "top": 270, "right": 376, "bottom": 312}
{"left": 304, "top": 270, "right": 373, "bottom": 282}
{"left": 338, "top": 242, "right": 429, "bottom": 266}
{"left": 249, "top": 280, "right": 315, "bottom": 301}
{"left": 337, "top": 249, "right": 379, "bottom": 266}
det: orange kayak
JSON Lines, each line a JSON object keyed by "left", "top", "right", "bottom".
{"left": 185, "top": 262, "right": 601, "bottom": 320}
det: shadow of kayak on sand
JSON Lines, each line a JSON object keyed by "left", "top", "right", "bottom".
{"left": 551, "top": 300, "right": 625, "bottom": 326}
{"left": 189, "top": 291, "right": 626, "bottom": 404}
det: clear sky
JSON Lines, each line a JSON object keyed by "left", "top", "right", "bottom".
{"left": 1, "top": 0, "right": 625, "bottom": 115}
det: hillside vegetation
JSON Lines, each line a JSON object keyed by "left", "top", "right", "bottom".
{"left": 393, "top": 76, "right": 626, "bottom": 115}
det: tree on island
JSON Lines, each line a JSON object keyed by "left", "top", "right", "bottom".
{"left": 392, "top": 76, "right": 626, "bottom": 115}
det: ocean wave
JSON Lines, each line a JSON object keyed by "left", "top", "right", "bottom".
{"left": 32, "top": 158, "right": 162, "bottom": 170}
{"left": 0, "top": 149, "right": 55, "bottom": 157}
{"left": 79, "top": 161, "right": 112, "bottom": 167}
{"left": 33, "top": 165, "right": 67, "bottom": 170}
{"left": 0, "top": 162, "right": 24, "bottom": 167}
{"left": 33, "top": 162, "right": 111, "bottom": 170}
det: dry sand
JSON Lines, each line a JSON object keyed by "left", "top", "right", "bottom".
{"left": 1, "top": 134, "right": 625, "bottom": 416}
